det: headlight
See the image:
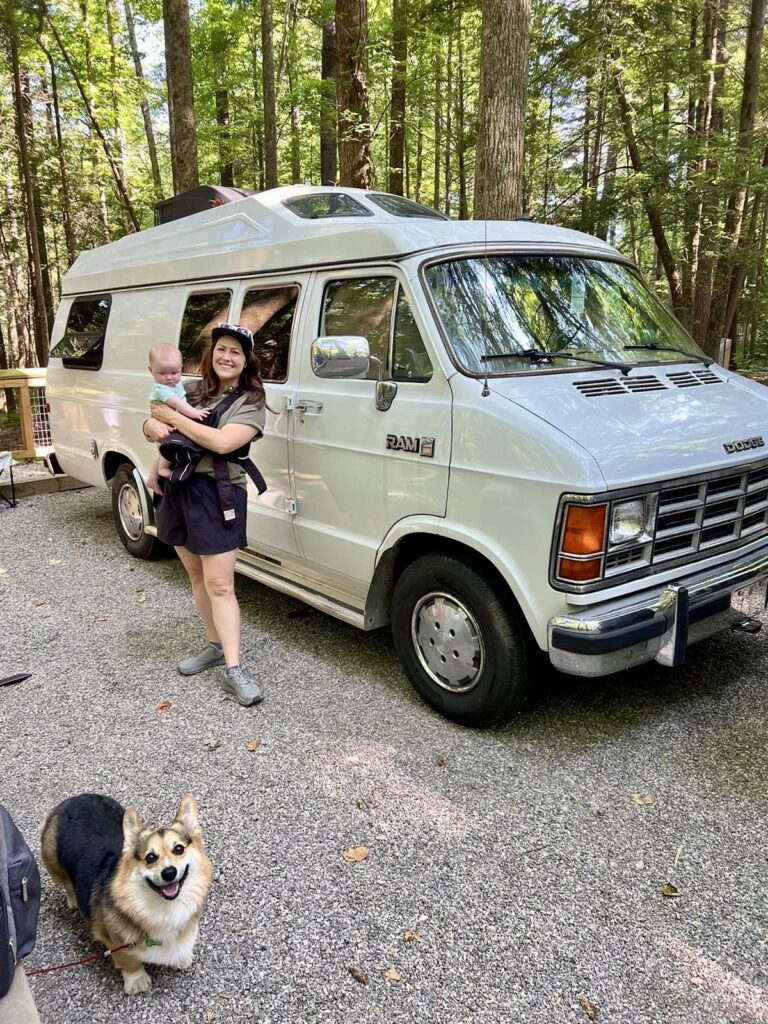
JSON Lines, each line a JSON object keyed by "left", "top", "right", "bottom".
{"left": 609, "top": 495, "right": 658, "bottom": 546}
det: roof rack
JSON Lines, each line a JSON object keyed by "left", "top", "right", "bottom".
{"left": 153, "top": 185, "right": 255, "bottom": 226}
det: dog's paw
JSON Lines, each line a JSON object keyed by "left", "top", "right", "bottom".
{"left": 122, "top": 968, "right": 152, "bottom": 994}
{"left": 65, "top": 893, "right": 78, "bottom": 910}
{"left": 177, "top": 955, "right": 194, "bottom": 970}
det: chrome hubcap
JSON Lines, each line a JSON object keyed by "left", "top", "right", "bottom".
{"left": 411, "top": 592, "right": 484, "bottom": 692}
{"left": 118, "top": 482, "right": 143, "bottom": 541}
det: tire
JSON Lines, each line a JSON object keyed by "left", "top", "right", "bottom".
{"left": 111, "top": 462, "right": 167, "bottom": 559}
{"left": 391, "top": 553, "right": 536, "bottom": 727}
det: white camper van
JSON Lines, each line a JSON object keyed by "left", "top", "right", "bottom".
{"left": 45, "top": 185, "right": 768, "bottom": 726}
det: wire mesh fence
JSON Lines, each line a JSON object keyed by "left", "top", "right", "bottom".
{"left": 0, "top": 370, "right": 53, "bottom": 457}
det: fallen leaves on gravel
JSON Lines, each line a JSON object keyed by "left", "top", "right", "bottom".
{"left": 661, "top": 882, "right": 680, "bottom": 897}
{"left": 245, "top": 739, "right": 260, "bottom": 752}
{"left": 204, "top": 737, "right": 222, "bottom": 751}
{"left": 155, "top": 700, "right": 172, "bottom": 715}
{"left": 343, "top": 846, "right": 370, "bottom": 863}
{"left": 347, "top": 965, "right": 369, "bottom": 985}
{"left": 231, "top": 923, "right": 247, "bottom": 933}
{"left": 384, "top": 968, "right": 401, "bottom": 982}
{"left": 436, "top": 755, "right": 446, "bottom": 767}
{"left": 403, "top": 930, "right": 421, "bottom": 942}
{"left": 579, "top": 994, "right": 599, "bottom": 1020}
{"left": 630, "top": 793, "right": 653, "bottom": 806}
{"left": 136, "top": 588, "right": 146, "bottom": 603}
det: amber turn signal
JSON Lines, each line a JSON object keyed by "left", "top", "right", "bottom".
{"left": 561, "top": 504, "right": 607, "bottom": 555}
{"left": 558, "top": 556, "right": 603, "bottom": 582}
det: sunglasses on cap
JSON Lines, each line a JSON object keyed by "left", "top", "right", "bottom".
{"left": 211, "top": 322, "right": 254, "bottom": 354}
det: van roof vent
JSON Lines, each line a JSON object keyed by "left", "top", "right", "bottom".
{"left": 666, "top": 368, "right": 721, "bottom": 388}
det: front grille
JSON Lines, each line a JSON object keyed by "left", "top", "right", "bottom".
{"left": 627, "top": 463, "right": 768, "bottom": 571}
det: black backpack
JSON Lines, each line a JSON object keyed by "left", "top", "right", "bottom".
{"left": 0, "top": 806, "right": 40, "bottom": 998}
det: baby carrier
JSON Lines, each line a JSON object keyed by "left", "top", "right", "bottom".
{"left": 159, "top": 389, "right": 266, "bottom": 523}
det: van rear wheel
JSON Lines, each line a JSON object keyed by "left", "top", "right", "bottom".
{"left": 391, "top": 553, "right": 535, "bottom": 727}
{"left": 111, "top": 462, "right": 166, "bottom": 559}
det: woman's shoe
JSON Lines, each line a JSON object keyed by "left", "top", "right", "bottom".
{"left": 219, "top": 666, "right": 264, "bottom": 706}
{"left": 178, "top": 643, "right": 225, "bottom": 675}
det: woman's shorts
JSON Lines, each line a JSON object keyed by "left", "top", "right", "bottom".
{"left": 155, "top": 473, "right": 247, "bottom": 555}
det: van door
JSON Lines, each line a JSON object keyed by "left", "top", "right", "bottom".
{"left": 234, "top": 280, "right": 303, "bottom": 562}
{"left": 291, "top": 270, "right": 452, "bottom": 594}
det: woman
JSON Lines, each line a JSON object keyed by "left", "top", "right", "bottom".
{"left": 144, "top": 322, "right": 266, "bottom": 707}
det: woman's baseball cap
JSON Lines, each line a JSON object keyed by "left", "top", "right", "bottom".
{"left": 211, "top": 322, "right": 254, "bottom": 355}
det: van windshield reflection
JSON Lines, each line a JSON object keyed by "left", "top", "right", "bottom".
{"left": 424, "top": 255, "right": 706, "bottom": 374}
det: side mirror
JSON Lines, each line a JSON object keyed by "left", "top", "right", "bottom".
{"left": 311, "top": 335, "right": 369, "bottom": 379}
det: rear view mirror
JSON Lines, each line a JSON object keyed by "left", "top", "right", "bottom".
{"left": 311, "top": 335, "right": 370, "bottom": 379}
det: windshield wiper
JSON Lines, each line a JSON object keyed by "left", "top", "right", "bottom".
{"left": 624, "top": 343, "right": 713, "bottom": 367}
{"left": 481, "top": 348, "right": 634, "bottom": 375}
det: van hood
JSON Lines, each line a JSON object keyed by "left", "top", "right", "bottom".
{"left": 493, "top": 368, "right": 768, "bottom": 488}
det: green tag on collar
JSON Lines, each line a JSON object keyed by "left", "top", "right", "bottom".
{"left": 145, "top": 936, "right": 163, "bottom": 947}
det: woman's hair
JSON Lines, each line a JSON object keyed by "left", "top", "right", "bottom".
{"left": 190, "top": 338, "right": 266, "bottom": 408}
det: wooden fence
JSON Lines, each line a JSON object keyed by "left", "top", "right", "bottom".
{"left": 0, "top": 368, "right": 53, "bottom": 458}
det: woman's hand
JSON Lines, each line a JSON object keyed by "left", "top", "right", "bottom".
{"left": 144, "top": 415, "right": 172, "bottom": 443}
{"left": 150, "top": 402, "right": 177, "bottom": 426}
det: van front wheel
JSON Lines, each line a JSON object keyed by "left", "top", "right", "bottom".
{"left": 391, "top": 554, "right": 535, "bottom": 727}
{"left": 111, "top": 462, "right": 164, "bottom": 559}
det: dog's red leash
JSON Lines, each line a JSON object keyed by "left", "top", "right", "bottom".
{"left": 26, "top": 943, "right": 135, "bottom": 976}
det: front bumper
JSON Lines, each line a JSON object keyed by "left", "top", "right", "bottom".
{"left": 548, "top": 547, "right": 768, "bottom": 676}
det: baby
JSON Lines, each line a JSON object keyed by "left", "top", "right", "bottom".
{"left": 146, "top": 343, "right": 209, "bottom": 494}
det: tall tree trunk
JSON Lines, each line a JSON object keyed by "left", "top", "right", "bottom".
{"left": 8, "top": 32, "right": 48, "bottom": 365}
{"left": 23, "top": 73, "right": 55, "bottom": 339}
{"left": 388, "top": 0, "right": 407, "bottom": 195}
{"left": 212, "top": 29, "right": 234, "bottom": 187}
{"left": 288, "top": 5, "right": 302, "bottom": 185}
{"left": 261, "top": 0, "right": 278, "bottom": 188}
{"left": 105, "top": 0, "right": 128, "bottom": 180}
{"left": 456, "top": 12, "right": 467, "bottom": 219}
{"left": 414, "top": 75, "right": 424, "bottom": 202}
{"left": 433, "top": 48, "right": 441, "bottom": 209}
{"left": 320, "top": 15, "right": 338, "bottom": 184}
{"left": 336, "top": 0, "right": 371, "bottom": 187}
{"left": 123, "top": 0, "right": 163, "bottom": 197}
{"left": 705, "top": 0, "right": 765, "bottom": 356}
{"left": 46, "top": 11, "right": 141, "bottom": 229}
{"left": 473, "top": 0, "right": 530, "bottom": 219}
{"left": 162, "top": 0, "right": 199, "bottom": 194}
{"left": 444, "top": 31, "right": 452, "bottom": 215}
{"left": 39, "top": 44, "right": 76, "bottom": 263}
{"left": 610, "top": 48, "right": 685, "bottom": 317}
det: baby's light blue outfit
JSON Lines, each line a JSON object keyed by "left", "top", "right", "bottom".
{"left": 150, "top": 381, "right": 187, "bottom": 404}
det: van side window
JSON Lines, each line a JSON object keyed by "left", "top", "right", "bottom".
{"left": 320, "top": 278, "right": 432, "bottom": 382}
{"left": 321, "top": 278, "right": 396, "bottom": 380}
{"left": 179, "top": 291, "right": 232, "bottom": 374}
{"left": 239, "top": 286, "right": 299, "bottom": 383}
{"left": 49, "top": 295, "right": 111, "bottom": 370}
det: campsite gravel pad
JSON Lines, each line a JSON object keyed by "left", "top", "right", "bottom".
{"left": 2, "top": 486, "right": 768, "bottom": 1024}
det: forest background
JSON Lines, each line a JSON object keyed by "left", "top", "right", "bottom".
{"left": 0, "top": 0, "right": 766, "bottom": 373}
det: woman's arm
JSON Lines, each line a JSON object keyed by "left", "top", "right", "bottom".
{"left": 150, "top": 402, "right": 258, "bottom": 455}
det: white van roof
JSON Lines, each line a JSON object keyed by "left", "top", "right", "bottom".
{"left": 62, "top": 185, "right": 624, "bottom": 296}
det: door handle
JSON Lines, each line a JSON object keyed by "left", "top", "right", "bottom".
{"left": 295, "top": 399, "right": 323, "bottom": 415}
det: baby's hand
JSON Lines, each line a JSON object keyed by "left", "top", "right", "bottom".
{"left": 190, "top": 408, "right": 210, "bottom": 421}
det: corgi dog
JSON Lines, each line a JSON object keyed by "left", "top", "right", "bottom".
{"left": 40, "top": 793, "right": 212, "bottom": 994}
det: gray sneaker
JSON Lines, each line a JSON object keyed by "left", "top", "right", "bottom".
{"left": 178, "top": 643, "right": 225, "bottom": 676}
{"left": 219, "top": 666, "right": 264, "bottom": 706}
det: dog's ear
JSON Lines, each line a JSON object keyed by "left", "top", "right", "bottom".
{"left": 122, "top": 807, "right": 145, "bottom": 851}
{"left": 174, "top": 794, "right": 200, "bottom": 836}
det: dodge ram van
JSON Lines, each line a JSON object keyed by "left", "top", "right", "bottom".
{"left": 45, "top": 185, "right": 768, "bottom": 725}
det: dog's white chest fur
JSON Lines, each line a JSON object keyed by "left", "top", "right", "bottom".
{"left": 133, "top": 922, "right": 199, "bottom": 967}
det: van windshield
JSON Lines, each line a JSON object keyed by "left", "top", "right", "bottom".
{"left": 424, "top": 255, "right": 705, "bottom": 374}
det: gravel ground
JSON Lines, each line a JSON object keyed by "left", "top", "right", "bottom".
{"left": 2, "top": 486, "right": 768, "bottom": 1024}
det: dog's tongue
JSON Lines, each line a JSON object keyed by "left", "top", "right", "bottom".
{"left": 162, "top": 881, "right": 180, "bottom": 899}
